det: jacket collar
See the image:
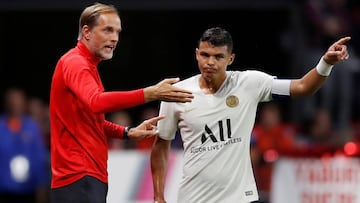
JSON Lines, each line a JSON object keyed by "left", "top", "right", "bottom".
{"left": 76, "top": 40, "right": 101, "bottom": 66}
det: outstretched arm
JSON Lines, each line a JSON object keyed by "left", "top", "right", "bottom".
{"left": 151, "top": 137, "right": 171, "bottom": 203}
{"left": 290, "top": 36, "right": 351, "bottom": 97}
{"left": 65, "top": 68, "right": 193, "bottom": 114}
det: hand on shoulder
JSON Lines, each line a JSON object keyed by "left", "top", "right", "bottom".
{"left": 144, "top": 78, "right": 193, "bottom": 103}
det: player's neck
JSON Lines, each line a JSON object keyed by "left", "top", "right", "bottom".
{"left": 199, "top": 75, "right": 226, "bottom": 94}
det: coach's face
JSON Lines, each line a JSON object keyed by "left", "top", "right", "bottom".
{"left": 84, "top": 13, "right": 122, "bottom": 60}
{"left": 196, "top": 41, "right": 234, "bottom": 82}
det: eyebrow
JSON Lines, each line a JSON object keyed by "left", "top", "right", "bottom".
{"left": 200, "top": 51, "right": 225, "bottom": 57}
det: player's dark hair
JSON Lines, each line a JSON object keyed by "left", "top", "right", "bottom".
{"left": 199, "top": 27, "right": 233, "bottom": 53}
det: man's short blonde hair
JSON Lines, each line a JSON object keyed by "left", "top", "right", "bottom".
{"left": 77, "top": 2, "right": 119, "bottom": 40}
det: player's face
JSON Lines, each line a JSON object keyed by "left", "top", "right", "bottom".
{"left": 87, "top": 13, "right": 121, "bottom": 60}
{"left": 196, "top": 41, "right": 234, "bottom": 82}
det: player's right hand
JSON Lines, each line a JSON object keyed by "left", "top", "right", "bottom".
{"left": 144, "top": 78, "right": 194, "bottom": 103}
{"left": 323, "top": 36, "right": 351, "bottom": 65}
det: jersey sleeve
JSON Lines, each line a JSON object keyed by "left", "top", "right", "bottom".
{"left": 62, "top": 57, "right": 145, "bottom": 113}
{"left": 248, "top": 71, "right": 291, "bottom": 101}
{"left": 103, "top": 120, "right": 125, "bottom": 139}
{"left": 157, "top": 101, "right": 178, "bottom": 140}
{"left": 243, "top": 70, "right": 275, "bottom": 102}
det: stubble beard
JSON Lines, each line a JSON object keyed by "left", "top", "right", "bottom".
{"left": 96, "top": 49, "right": 114, "bottom": 60}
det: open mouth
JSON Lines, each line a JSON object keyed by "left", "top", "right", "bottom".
{"left": 104, "top": 45, "right": 115, "bottom": 52}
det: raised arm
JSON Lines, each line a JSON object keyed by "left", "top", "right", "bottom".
{"left": 151, "top": 137, "right": 171, "bottom": 203}
{"left": 290, "top": 36, "right": 351, "bottom": 97}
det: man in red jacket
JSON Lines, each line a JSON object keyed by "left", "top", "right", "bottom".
{"left": 49, "top": 3, "right": 193, "bottom": 203}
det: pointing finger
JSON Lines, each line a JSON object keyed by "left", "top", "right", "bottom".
{"left": 335, "top": 36, "right": 351, "bottom": 45}
{"left": 147, "top": 115, "right": 165, "bottom": 125}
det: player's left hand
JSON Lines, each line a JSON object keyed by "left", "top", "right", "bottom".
{"left": 127, "top": 115, "right": 164, "bottom": 140}
{"left": 323, "top": 36, "right": 351, "bottom": 65}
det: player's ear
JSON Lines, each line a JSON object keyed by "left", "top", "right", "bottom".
{"left": 228, "top": 53, "right": 235, "bottom": 65}
{"left": 82, "top": 25, "right": 91, "bottom": 40}
{"left": 195, "top": 48, "right": 200, "bottom": 61}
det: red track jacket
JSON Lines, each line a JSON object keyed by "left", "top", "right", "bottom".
{"left": 50, "top": 41, "right": 145, "bottom": 188}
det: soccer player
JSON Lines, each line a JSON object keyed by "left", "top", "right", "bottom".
{"left": 151, "top": 27, "right": 350, "bottom": 203}
{"left": 49, "top": 3, "right": 193, "bottom": 203}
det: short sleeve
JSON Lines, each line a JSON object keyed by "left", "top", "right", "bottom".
{"left": 157, "top": 101, "right": 179, "bottom": 140}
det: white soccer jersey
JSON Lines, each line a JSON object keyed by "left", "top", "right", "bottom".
{"left": 158, "top": 70, "right": 275, "bottom": 203}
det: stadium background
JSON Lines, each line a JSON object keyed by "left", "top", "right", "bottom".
{"left": 0, "top": 0, "right": 294, "bottom": 121}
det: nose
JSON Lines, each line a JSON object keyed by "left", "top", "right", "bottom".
{"left": 110, "top": 32, "right": 119, "bottom": 43}
{"left": 207, "top": 56, "right": 215, "bottom": 65}
{"left": 113, "top": 36, "right": 119, "bottom": 43}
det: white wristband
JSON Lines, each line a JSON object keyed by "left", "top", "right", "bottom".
{"left": 316, "top": 57, "right": 333, "bottom": 76}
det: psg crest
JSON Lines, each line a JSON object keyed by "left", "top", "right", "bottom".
{"left": 226, "top": 95, "right": 239, "bottom": 108}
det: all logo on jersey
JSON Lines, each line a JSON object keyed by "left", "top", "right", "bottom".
{"left": 226, "top": 95, "right": 239, "bottom": 108}
{"left": 201, "top": 119, "right": 231, "bottom": 144}
{"left": 191, "top": 119, "right": 242, "bottom": 153}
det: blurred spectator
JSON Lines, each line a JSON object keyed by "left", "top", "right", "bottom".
{"left": 251, "top": 102, "right": 297, "bottom": 203}
{"left": 253, "top": 102, "right": 297, "bottom": 155}
{"left": 295, "top": 109, "right": 343, "bottom": 155}
{"left": 0, "top": 87, "right": 49, "bottom": 203}
{"left": 106, "top": 111, "right": 134, "bottom": 150}
{"left": 296, "top": 0, "right": 360, "bottom": 133}
{"left": 28, "top": 97, "right": 50, "bottom": 150}
{"left": 304, "top": 0, "right": 352, "bottom": 47}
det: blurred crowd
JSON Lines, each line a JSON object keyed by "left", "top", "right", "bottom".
{"left": 294, "top": 0, "right": 360, "bottom": 133}
{"left": 251, "top": 101, "right": 360, "bottom": 203}
{"left": 0, "top": 0, "right": 359, "bottom": 203}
